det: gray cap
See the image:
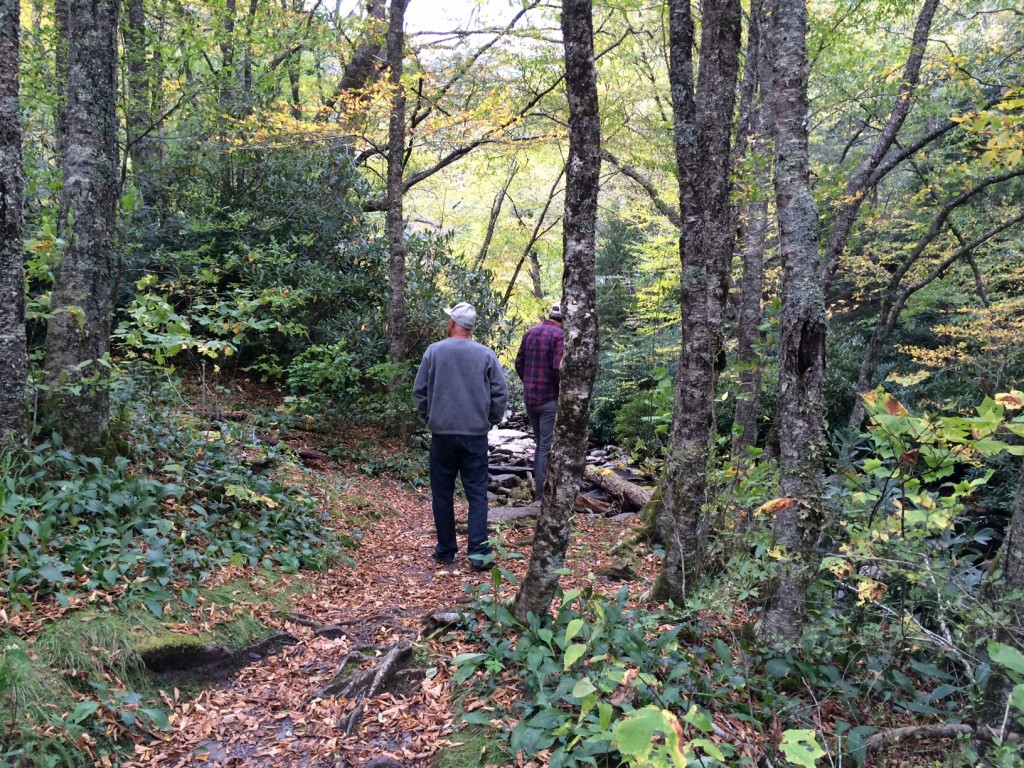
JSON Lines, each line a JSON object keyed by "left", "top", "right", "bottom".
{"left": 444, "top": 301, "right": 478, "bottom": 331}
{"left": 549, "top": 303, "right": 563, "bottom": 321}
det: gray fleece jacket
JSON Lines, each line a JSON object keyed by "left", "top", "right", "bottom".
{"left": 413, "top": 338, "right": 509, "bottom": 435}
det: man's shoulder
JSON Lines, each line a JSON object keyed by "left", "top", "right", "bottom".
{"left": 537, "top": 321, "right": 563, "bottom": 338}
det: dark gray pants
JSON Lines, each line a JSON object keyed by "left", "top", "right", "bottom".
{"left": 526, "top": 399, "right": 558, "bottom": 500}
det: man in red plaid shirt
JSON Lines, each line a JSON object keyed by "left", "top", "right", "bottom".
{"left": 514, "top": 303, "right": 564, "bottom": 501}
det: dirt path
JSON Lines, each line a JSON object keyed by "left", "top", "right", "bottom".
{"left": 125, "top": 453, "right": 654, "bottom": 768}
{"left": 129, "top": 474, "right": 498, "bottom": 768}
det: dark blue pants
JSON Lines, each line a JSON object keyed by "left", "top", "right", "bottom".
{"left": 527, "top": 400, "right": 558, "bottom": 500}
{"left": 429, "top": 433, "right": 491, "bottom": 563}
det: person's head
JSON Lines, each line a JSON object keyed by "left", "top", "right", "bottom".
{"left": 548, "top": 303, "right": 563, "bottom": 324}
{"left": 444, "top": 301, "right": 477, "bottom": 337}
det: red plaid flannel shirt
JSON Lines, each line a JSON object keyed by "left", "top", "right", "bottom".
{"left": 514, "top": 320, "right": 564, "bottom": 406}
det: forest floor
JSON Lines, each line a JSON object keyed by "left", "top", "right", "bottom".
{"left": 118, "top": 435, "right": 662, "bottom": 768}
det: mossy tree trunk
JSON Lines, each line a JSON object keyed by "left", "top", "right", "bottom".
{"left": 514, "top": 0, "right": 600, "bottom": 622}
{"left": 0, "top": 0, "right": 27, "bottom": 444}
{"left": 979, "top": 460, "right": 1024, "bottom": 739}
{"left": 385, "top": 0, "right": 408, "bottom": 366}
{"left": 730, "top": 0, "right": 771, "bottom": 463}
{"left": 43, "top": 0, "right": 120, "bottom": 453}
{"left": 123, "top": 0, "right": 165, "bottom": 208}
{"left": 653, "top": 0, "right": 742, "bottom": 605}
{"left": 754, "top": 0, "right": 828, "bottom": 647}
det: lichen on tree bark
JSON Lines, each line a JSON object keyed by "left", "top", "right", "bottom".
{"left": 513, "top": 0, "right": 601, "bottom": 622}
{"left": 43, "top": 0, "right": 120, "bottom": 453}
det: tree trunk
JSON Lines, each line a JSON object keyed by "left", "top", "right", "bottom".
{"left": 0, "top": 0, "right": 27, "bottom": 444}
{"left": 754, "top": 0, "right": 828, "bottom": 647}
{"left": 219, "top": 0, "right": 237, "bottom": 198}
{"left": 513, "top": 0, "right": 601, "bottom": 621}
{"left": 54, "top": 0, "right": 69, "bottom": 160}
{"left": 43, "top": 0, "right": 120, "bottom": 453}
{"left": 500, "top": 166, "right": 564, "bottom": 309}
{"left": 319, "top": 0, "right": 387, "bottom": 120}
{"left": 731, "top": 0, "right": 771, "bottom": 462}
{"left": 529, "top": 249, "right": 544, "bottom": 299}
{"left": 584, "top": 468, "right": 652, "bottom": 512}
{"left": 472, "top": 163, "right": 516, "bottom": 272}
{"left": 123, "top": 0, "right": 164, "bottom": 207}
{"left": 979, "top": 459, "right": 1024, "bottom": 739}
{"left": 385, "top": 0, "right": 408, "bottom": 365}
{"left": 653, "top": 0, "right": 742, "bottom": 605}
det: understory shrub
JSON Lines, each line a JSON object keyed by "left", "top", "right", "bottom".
{"left": 0, "top": 392, "right": 345, "bottom": 616}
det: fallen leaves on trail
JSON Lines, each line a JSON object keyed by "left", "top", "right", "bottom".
{"left": 124, "top": 466, "right": 661, "bottom": 767}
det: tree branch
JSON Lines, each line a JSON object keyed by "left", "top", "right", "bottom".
{"left": 820, "top": 0, "right": 941, "bottom": 291}
{"left": 602, "top": 149, "right": 682, "bottom": 228}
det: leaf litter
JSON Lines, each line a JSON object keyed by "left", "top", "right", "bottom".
{"left": 113, "top": 456, "right": 662, "bottom": 768}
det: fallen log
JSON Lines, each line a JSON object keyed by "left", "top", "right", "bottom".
{"left": 298, "top": 447, "right": 328, "bottom": 462}
{"left": 574, "top": 493, "right": 616, "bottom": 516}
{"left": 584, "top": 467, "right": 653, "bottom": 511}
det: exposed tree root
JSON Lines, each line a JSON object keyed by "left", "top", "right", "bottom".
{"left": 421, "top": 610, "right": 464, "bottom": 636}
{"left": 339, "top": 640, "right": 413, "bottom": 700}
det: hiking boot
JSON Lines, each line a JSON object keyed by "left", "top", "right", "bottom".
{"left": 468, "top": 554, "right": 493, "bottom": 572}
{"left": 431, "top": 552, "right": 456, "bottom": 565}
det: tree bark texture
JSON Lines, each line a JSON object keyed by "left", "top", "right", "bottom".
{"left": 980, "top": 459, "right": 1024, "bottom": 735}
{"left": 653, "top": 0, "right": 742, "bottom": 605}
{"left": 514, "top": 0, "right": 601, "bottom": 622}
{"left": 385, "top": 0, "right": 408, "bottom": 365}
{"left": 820, "top": 0, "right": 940, "bottom": 293}
{"left": 43, "top": 0, "right": 120, "bottom": 453}
{"left": 731, "top": 0, "right": 771, "bottom": 461}
{"left": 754, "top": 0, "right": 828, "bottom": 647}
{"left": 319, "top": 0, "right": 387, "bottom": 120}
{"left": 0, "top": 0, "right": 27, "bottom": 443}
{"left": 54, "top": 0, "right": 69, "bottom": 160}
{"left": 123, "top": 0, "right": 164, "bottom": 207}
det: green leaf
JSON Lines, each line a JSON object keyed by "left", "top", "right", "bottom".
{"left": 1011, "top": 684, "right": 1024, "bottom": 712}
{"left": 684, "top": 705, "right": 713, "bottom": 733}
{"left": 989, "top": 640, "right": 1024, "bottom": 676}
{"left": 68, "top": 700, "right": 101, "bottom": 724}
{"left": 140, "top": 707, "right": 172, "bottom": 730}
{"left": 690, "top": 737, "right": 725, "bottom": 760}
{"left": 572, "top": 677, "right": 597, "bottom": 699}
{"left": 452, "top": 652, "right": 487, "bottom": 666}
{"left": 563, "top": 643, "right": 588, "bottom": 670}
{"left": 779, "top": 729, "right": 826, "bottom": 768}
{"left": 765, "top": 658, "right": 792, "bottom": 678}
{"left": 564, "top": 618, "right": 585, "bottom": 644}
{"left": 612, "top": 706, "right": 664, "bottom": 760}
{"left": 510, "top": 724, "right": 557, "bottom": 754}
{"left": 37, "top": 564, "right": 66, "bottom": 583}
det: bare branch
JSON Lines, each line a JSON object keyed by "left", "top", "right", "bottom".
{"left": 820, "top": 0, "right": 941, "bottom": 291}
{"left": 602, "top": 149, "right": 682, "bottom": 228}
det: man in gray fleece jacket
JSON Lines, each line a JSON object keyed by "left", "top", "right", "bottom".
{"left": 414, "top": 302, "right": 508, "bottom": 570}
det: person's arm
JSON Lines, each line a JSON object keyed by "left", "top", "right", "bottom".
{"left": 488, "top": 354, "right": 509, "bottom": 425}
{"left": 413, "top": 350, "right": 431, "bottom": 421}
{"left": 514, "top": 334, "right": 527, "bottom": 381}
{"left": 552, "top": 329, "right": 564, "bottom": 372}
